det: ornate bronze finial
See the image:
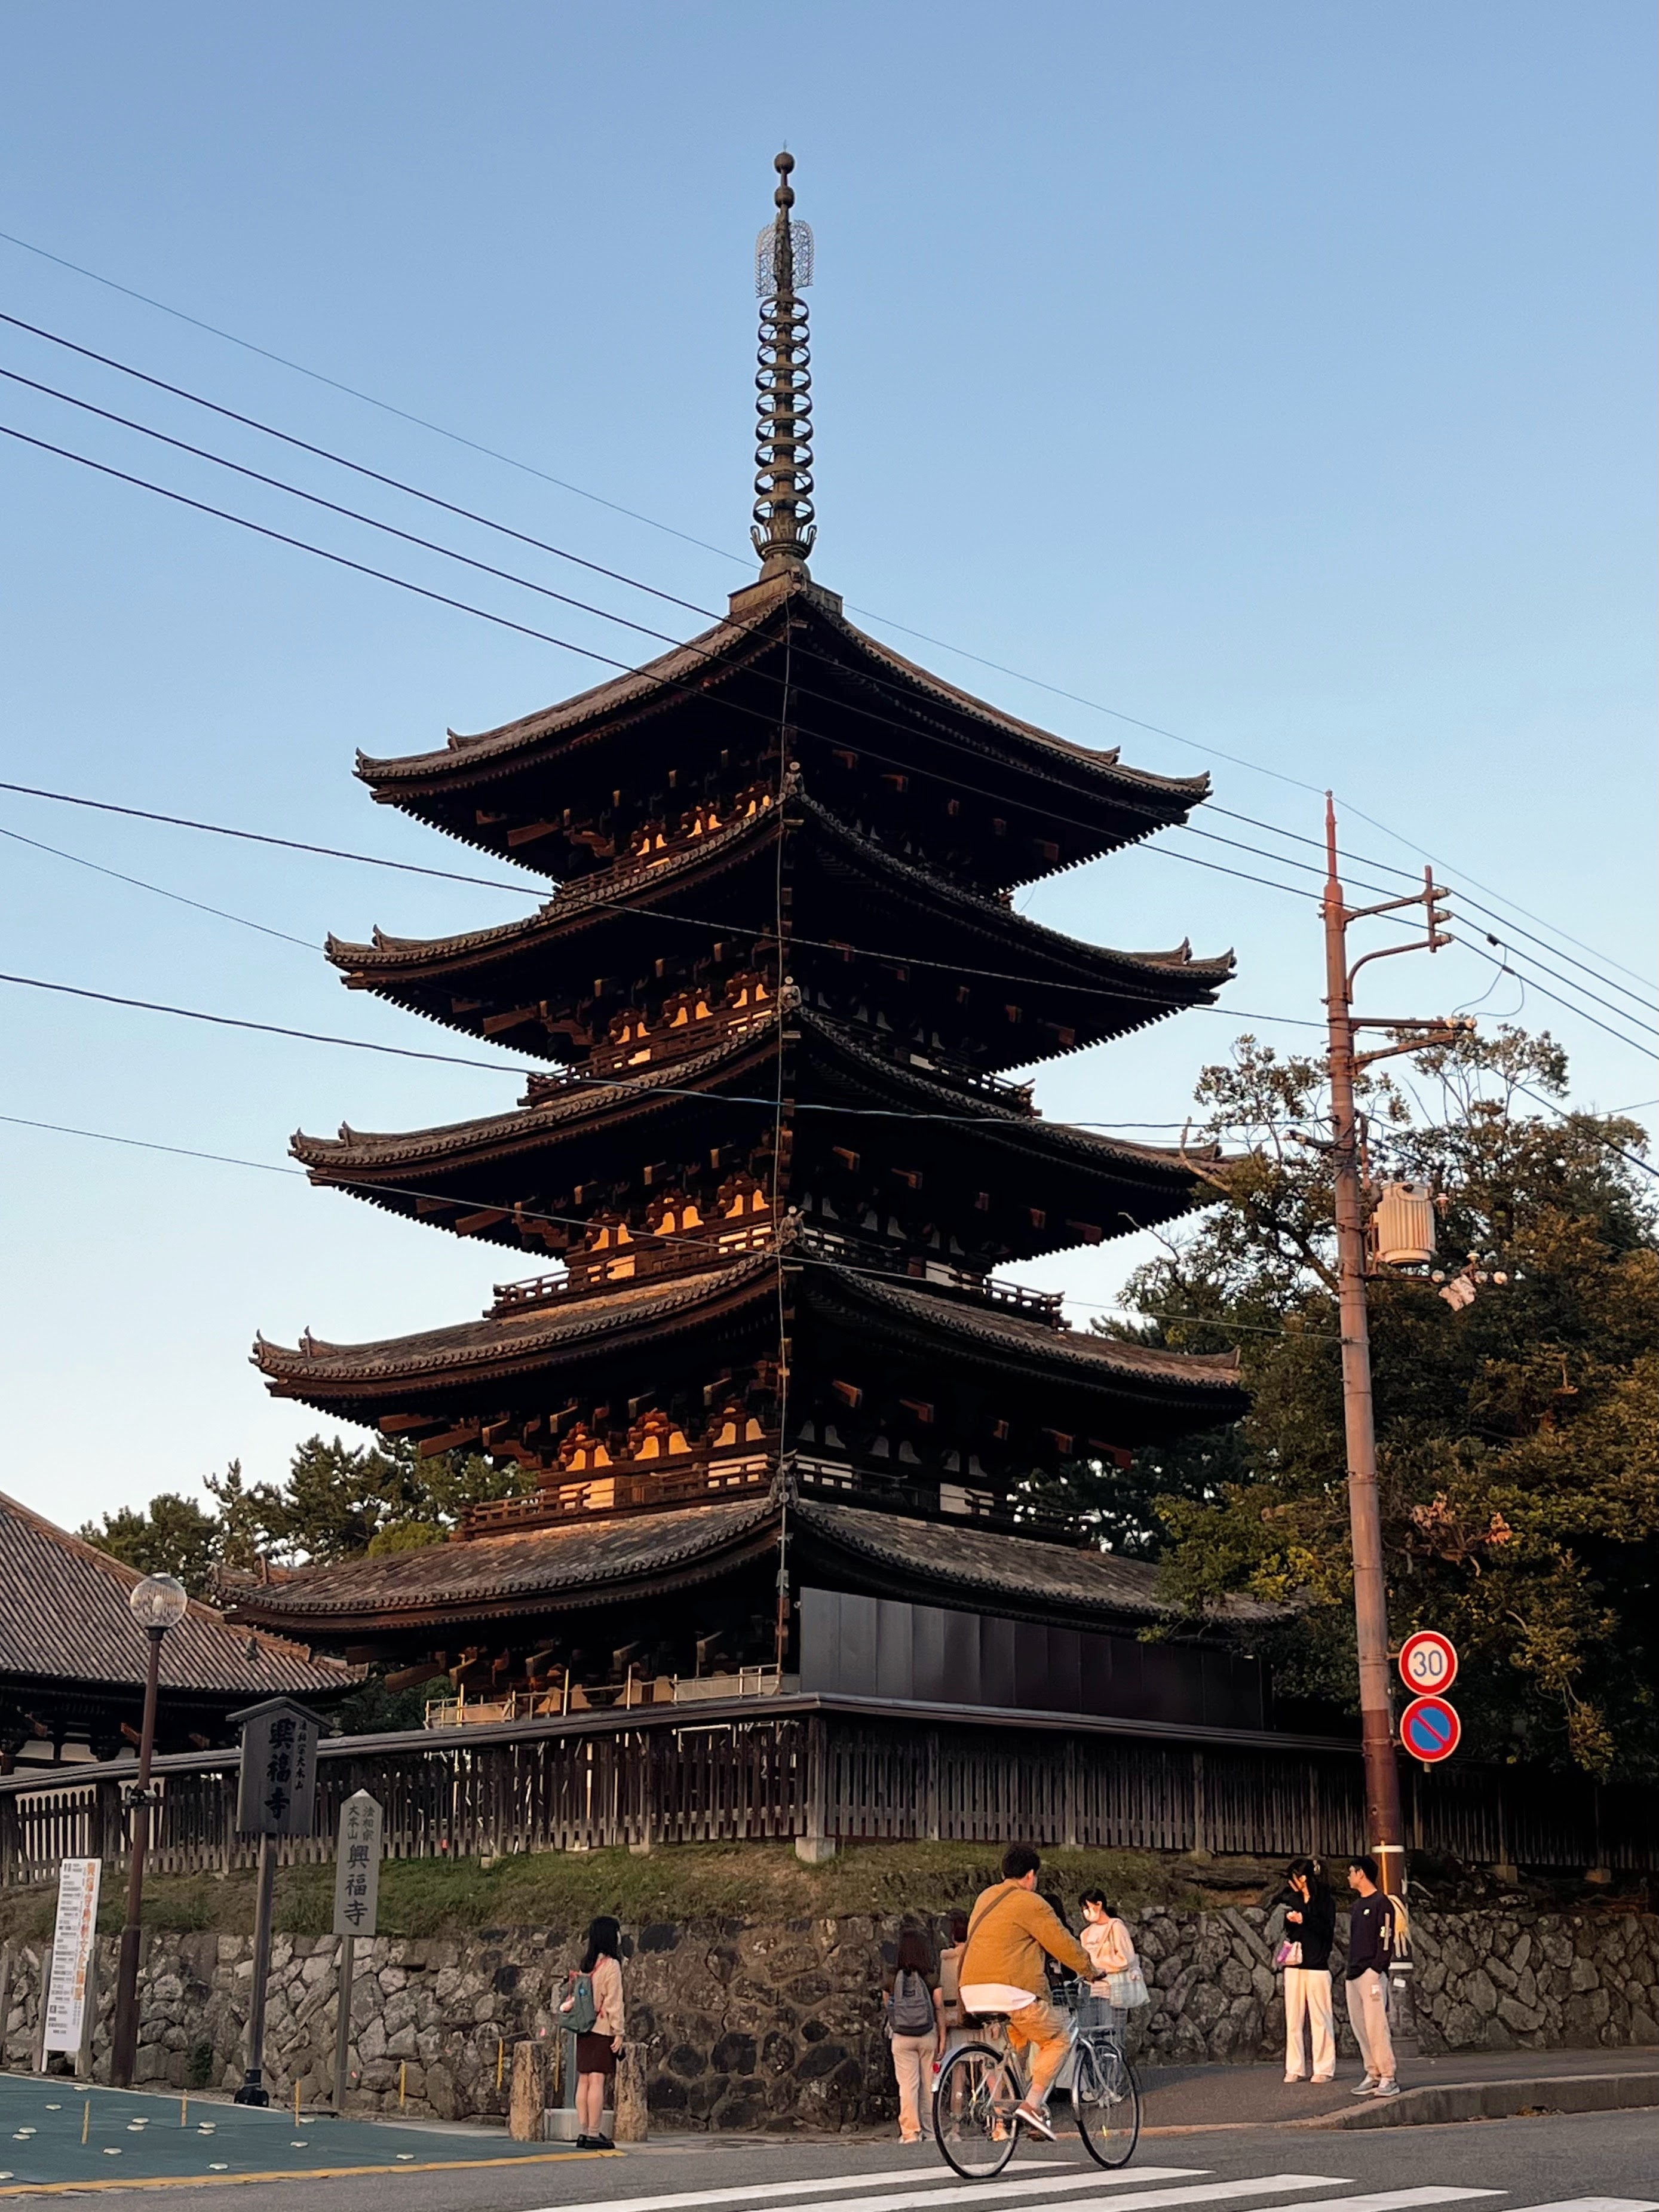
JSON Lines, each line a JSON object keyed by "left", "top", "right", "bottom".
{"left": 752, "top": 149, "right": 816, "bottom": 579}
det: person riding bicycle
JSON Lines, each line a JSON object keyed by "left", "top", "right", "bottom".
{"left": 958, "top": 1845, "right": 1093, "bottom": 2140}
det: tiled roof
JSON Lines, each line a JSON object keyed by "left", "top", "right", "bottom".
{"left": 223, "top": 1495, "right": 778, "bottom": 1628}
{"left": 324, "top": 789, "right": 1232, "bottom": 1006}
{"left": 255, "top": 1256, "right": 775, "bottom": 1394}
{"left": 795, "top": 1499, "right": 1274, "bottom": 1625}
{"left": 358, "top": 578, "right": 1210, "bottom": 811}
{"left": 0, "top": 1489, "right": 358, "bottom": 1699}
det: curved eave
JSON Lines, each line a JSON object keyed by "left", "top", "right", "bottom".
{"left": 355, "top": 581, "right": 1209, "bottom": 827}
{"left": 220, "top": 1496, "right": 781, "bottom": 1637}
{"left": 799, "top": 1265, "right": 1247, "bottom": 1415}
{"left": 323, "top": 791, "right": 1234, "bottom": 1043}
{"left": 254, "top": 1254, "right": 778, "bottom": 1411}
{"left": 292, "top": 1018, "right": 780, "bottom": 1179}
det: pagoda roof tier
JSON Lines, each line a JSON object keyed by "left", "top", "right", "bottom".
{"left": 291, "top": 1006, "right": 1214, "bottom": 1265}
{"left": 253, "top": 1246, "right": 1246, "bottom": 1447}
{"left": 789, "top": 1499, "right": 1275, "bottom": 1630}
{"left": 355, "top": 575, "right": 1210, "bottom": 896}
{"left": 218, "top": 1490, "right": 1268, "bottom": 1645}
{"left": 326, "top": 787, "right": 1232, "bottom": 1073}
{"left": 222, "top": 1495, "right": 781, "bottom": 1638}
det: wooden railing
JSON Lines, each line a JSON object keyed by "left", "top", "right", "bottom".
{"left": 1, "top": 1707, "right": 1654, "bottom": 1884}
{"left": 459, "top": 1449, "right": 773, "bottom": 1535}
{"left": 490, "top": 1218, "right": 774, "bottom": 1316}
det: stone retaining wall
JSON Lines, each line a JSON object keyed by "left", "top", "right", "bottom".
{"left": 2, "top": 1903, "right": 1654, "bottom": 2131}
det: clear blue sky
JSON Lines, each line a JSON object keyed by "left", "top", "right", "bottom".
{"left": 1, "top": 3, "right": 1652, "bottom": 1530}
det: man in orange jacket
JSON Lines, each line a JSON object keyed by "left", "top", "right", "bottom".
{"left": 959, "top": 1845, "right": 1093, "bottom": 2139}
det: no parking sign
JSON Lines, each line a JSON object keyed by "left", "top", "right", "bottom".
{"left": 1400, "top": 1693, "right": 1461, "bottom": 1763}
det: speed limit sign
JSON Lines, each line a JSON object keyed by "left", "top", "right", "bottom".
{"left": 1399, "top": 1629, "right": 1458, "bottom": 1696}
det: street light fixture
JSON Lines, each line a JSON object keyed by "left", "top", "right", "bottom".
{"left": 109, "top": 1572, "right": 189, "bottom": 2088}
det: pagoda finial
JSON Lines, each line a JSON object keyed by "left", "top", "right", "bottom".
{"left": 752, "top": 150, "right": 816, "bottom": 579}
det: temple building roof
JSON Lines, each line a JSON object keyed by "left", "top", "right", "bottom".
{"left": 254, "top": 1245, "right": 1245, "bottom": 1439}
{"left": 221, "top": 1494, "right": 781, "bottom": 1636}
{"left": 289, "top": 1005, "right": 1217, "bottom": 1263}
{"left": 355, "top": 574, "right": 1211, "bottom": 894}
{"left": 324, "top": 789, "right": 1232, "bottom": 1069}
{"left": 220, "top": 1489, "right": 1269, "bottom": 1645}
{"left": 0, "top": 1488, "right": 357, "bottom": 1704}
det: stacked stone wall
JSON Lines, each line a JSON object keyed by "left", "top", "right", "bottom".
{"left": 2, "top": 1904, "right": 1654, "bottom": 2131}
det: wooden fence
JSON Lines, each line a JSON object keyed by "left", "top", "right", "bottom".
{"left": 1, "top": 1699, "right": 1652, "bottom": 1885}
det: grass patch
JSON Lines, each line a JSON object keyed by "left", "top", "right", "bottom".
{"left": 0, "top": 1841, "right": 1213, "bottom": 1945}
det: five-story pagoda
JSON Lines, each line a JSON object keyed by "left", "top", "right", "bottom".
{"left": 238, "top": 157, "right": 1249, "bottom": 1701}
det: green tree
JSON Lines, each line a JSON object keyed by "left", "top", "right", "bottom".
{"left": 79, "top": 1492, "right": 222, "bottom": 1597}
{"left": 208, "top": 1434, "right": 538, "bottom": 1564}
{"left": 1100, "top": 1026, "right": 1658, "bottom": 1778}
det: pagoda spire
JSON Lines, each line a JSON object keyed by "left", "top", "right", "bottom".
{"left": 752, "top": 150, "right": 816, "bottom": 579}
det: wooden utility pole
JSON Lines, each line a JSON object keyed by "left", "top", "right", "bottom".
{"left": 1320, "top": 797, "right": 1461, "bottom": 1904}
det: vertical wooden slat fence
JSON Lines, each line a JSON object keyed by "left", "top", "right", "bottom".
{"left": 2, "top": 1704, "right": 1653, "bottom": 1883}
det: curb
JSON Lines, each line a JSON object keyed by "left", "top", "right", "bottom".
{"left": 1295, "top": 2069, "right": 1659, "bottom": 2130}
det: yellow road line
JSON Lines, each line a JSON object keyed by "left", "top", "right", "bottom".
{"left": 0, "top": 2148, "right": 615, "bottom": 2195}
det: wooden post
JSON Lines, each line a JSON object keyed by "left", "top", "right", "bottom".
{"left": 332, "top": 1934, "right": 355, "bottom": 2110}
{"left": 75, "top": 1940, "right": 99, "bottom": 2081}
{"left": 924, "top": 1731, "right": 940, "bottom": 1844}
{"left": 794, "top": 1713, "right": 836, "bottom": 1863}
{"left": 1190, "top": 1751, "right": 1210, "bottom": 1863}
{"left": 1062, "top": 1739, "right": 1078, "bottom": 1850}
{"left": 508, "top": 2039, "right": 547, "bottom": 2142}
{"left": 0, "top": 1941, "right": 13, "bottom": 2072}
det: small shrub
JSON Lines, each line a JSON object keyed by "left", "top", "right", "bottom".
{"left": 186, "top": 2040, "right": 214, "bottom": 2089}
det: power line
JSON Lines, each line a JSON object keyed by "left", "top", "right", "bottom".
{"left": 0, "top": 1106, "right": 1326, "bottom": 1342}
{"left": 0, "top": 823, "right": 315, "bottom": 950}
{"left": 12, "top": 345, "right": 1641, "bottom": 1045}
{"left": 1457, "top": 942, "right": 1658, "bottom": 1061}
{"left": 0, "top": 969, "right": 1327, "bottom": 1119}
{"left": 3, "top": 227, "right": 1643, "bottom": 1001}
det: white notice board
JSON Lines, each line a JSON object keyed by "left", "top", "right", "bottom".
{"left": 42, "top": 1857, "right": 101, "bottom": 2053}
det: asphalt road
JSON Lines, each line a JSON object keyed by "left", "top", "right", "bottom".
{"left": 1, "top": 2080, "right": 1654, "bottom": 2212}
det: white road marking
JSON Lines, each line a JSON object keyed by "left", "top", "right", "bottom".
{"left": 525, "top": 2166, "right": 1203, "bottom": 2212}
{"left": 1506, "top": 2202, "right": 1659, "bottom": 2212}
{"left": 988, "top": 2182, "right": 1397, "bottom": 2212}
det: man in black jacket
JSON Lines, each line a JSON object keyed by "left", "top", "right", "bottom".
{"left": 1344, "top": 1857, "right": 1399, "bottom": 2097}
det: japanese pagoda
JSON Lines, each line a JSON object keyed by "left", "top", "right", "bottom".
{"left": 234, "top": 156, "right": 1252, "bottom": 1724}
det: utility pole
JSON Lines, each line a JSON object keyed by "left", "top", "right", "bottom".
{"left": 1321, "top": 797, "right": 1462, "bottom": 1906}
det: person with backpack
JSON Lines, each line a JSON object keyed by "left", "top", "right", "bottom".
{"left": 958, "top": 1845, "right": 1093, "bottom": 2142}
{"left": 1265, "top": 1857, "right": 1336, "bottom": 2082}
{"left": 559, "top": 1915, "right": 625, "bottom": 2149}
{"left": 883, "top": 1925, "right": 945, "bottom": 2143}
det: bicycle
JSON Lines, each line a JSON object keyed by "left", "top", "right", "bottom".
{"left": 932, "top": 1980, "right": 1141, "bottom": 2178}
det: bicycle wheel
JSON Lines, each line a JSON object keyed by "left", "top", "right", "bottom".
{"left": 934, "top": 2040, "right": 1023, "bottom": 2180}
{"left": 1072, "top": 2034, "right": 1141, "bottom": 2168}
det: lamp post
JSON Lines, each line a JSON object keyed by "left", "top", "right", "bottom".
{"left": 109, "top": 1572, "right": 189, "bottom": 2089}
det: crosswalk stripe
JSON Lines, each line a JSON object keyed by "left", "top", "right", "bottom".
{"left": 987, "top": 2181, "right": 1391, "bottom": 2212}
{"left": 1505, "top": 2201, "right": 1659, "bottom": 2211}
{"left": 525, "top": 2165, "right": 1206, "bottom": 2212}
{"left": 1167, "top": 2193, "right": 1499, "bottom": 2212}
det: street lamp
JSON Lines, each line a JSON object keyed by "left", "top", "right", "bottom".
{"left": 109, "top": 1572, "right": 189, "bottom": 2088}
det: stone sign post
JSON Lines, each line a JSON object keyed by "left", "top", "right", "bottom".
{"left": 330, "top": 1791, "right": 382, "bottom": 2109}
{"left": 228, "top": 1698, "right": 319, "bottom": 2106}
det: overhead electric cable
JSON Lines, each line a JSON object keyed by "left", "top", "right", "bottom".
{"left": 0, "top": 823, "right": 314, "bottom": 949}
{"left": 1, "top": 230, "right": 1639, "bottom": 997}
{"left": 10, "top": 313, "right": 1632, "bottom": 1003}
{"left": 0, "top": 970, "right": 1330, "bottom": 1117}
{"left": 1456, "top": 943, "right": 1658, "bottom": 1061}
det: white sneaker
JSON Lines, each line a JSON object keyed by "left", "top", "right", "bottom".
{"left": 1372, "top": 2080, "right": 1400, "bottom": 2099}
{"left": 1350, "top": 2075, "right": 1379, "bottom": 2096}
{"left": 1283, "top": 2074, "right": 1305, "bottom": 2084}
{"left": 1014, "top": 2101, "right": 1057, "bottom": 2142}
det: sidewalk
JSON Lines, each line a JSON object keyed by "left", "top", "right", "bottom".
{"left": 1138, "top": 2043, "right": 1659, "bottom": 2134}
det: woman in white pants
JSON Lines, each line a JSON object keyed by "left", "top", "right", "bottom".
{"left": 1268, "top": 1858, "right": 1336, "bottom": 2082}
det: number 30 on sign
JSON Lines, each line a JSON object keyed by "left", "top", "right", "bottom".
{"left": 1398, "top": 1629, "right": 1458, "bottom": 1695}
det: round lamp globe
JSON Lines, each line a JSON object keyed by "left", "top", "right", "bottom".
{"left": 128, "top": 1573, "right": 189, "bottom": 1633}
